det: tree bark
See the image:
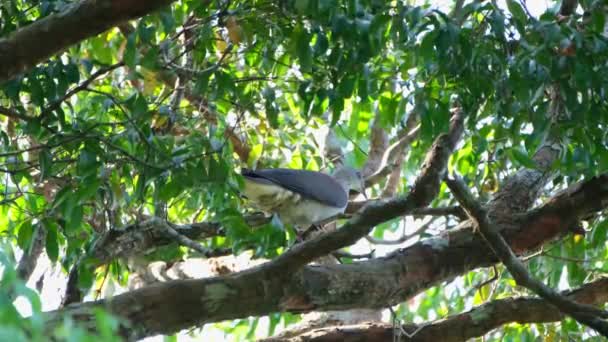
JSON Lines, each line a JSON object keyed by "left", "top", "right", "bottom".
{"left": 0, "top": 0, "right": 177, "bottom": 83}
{"left": 42, "top": 173, "right": 608, "bottom": 340}
{"left": 259, "top": 277, "right": 608, "bottom": 342}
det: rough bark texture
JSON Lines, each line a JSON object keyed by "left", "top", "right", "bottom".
{"left": 261, "top": 277, "right": 608, "bottom": 342}
{"left": 91, "top": 213, "right": 269, "bottom": 265}
{"left": 0, "top": 0, "right": 176, "bottom": 83}
{"left": 43, "top": 110, "right": 465, "bottom": 340}
{"left": 43, "top": 171, "right": 608, "bottom": 340}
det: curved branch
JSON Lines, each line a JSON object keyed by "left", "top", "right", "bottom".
{"left": 42, "top": 169, "right": 608, "bottom": 340}
{"left": 0, "top": 0, "right": 177, "bottom": 82}
{"left": 261, "top": 277, "right": 608, "bottom": 342}
{"left": 43, "top": 108, "right": 464, "bottom": 339}
{"left": 446, "top": 176, "right": 608, "bottom": 336}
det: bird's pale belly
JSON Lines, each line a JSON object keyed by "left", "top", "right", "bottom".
{"left": 242, "top": 180, "right": 345, "bottom": 228}
{"left": 277, "top": 198, "right": 345, "bottom": 228}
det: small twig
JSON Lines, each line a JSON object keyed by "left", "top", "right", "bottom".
{"left": 411, "top": 205, "right": 467, "bottom": 220}
{"left": 366, "top": 217, "right": 436, "bottom": 245}
{"left": 333, "top": 249, "right": 375, "bottom": 260}
{"left": 540, "top": 253, "right": 596, "bottom": 264}
{"left": 162, "top": 220, "right": 218, "bottom": 258}
{"left": 389, "top": 306, "right": 429, "bottom": 340}
{"left": 94, "top": 265, "right": 110, "bottom": 300}
{"left": 446, "top": 175, "right": 608, "bottom": 337}
{"left": 41, "top": 62, "right": 124, "bottom": 118}
{"left": 468, "top": 265, "right": 502, "bottom": 298}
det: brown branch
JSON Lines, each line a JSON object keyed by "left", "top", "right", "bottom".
{"left": 254, "top": 108, "right": 464, "bottom": 273}
{"left": 90, "top": 213, "right": 270, "bottom": 266}
{"left": 162, "top": 220, "right": 220, "bottom": 257}
{"left": 446, "top": 176, "right": 608, "bottom": 336}
{"left": 332, "top": 250, "right": 375, "bottom": 260}
{"left": 42, "top": 170, "right": 608, "bottom": 340}
{"left": 0, "top": 106, "right": 36, "bottom": 122}
{"left": 262, "top": 277, "right": 608, "bottom": 342}
{"left": 411, "top": 205, "right": 467, "bottom": 219}
{"left": 0, "top": 0, "right": 177, "bottom": 83}
{"left": 365, "top": 217, "right": 436, "bottom": 245}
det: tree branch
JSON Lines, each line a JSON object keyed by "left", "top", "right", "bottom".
{"left": 0, "top": 0, "right": 177, "bottom": 82}
{"left": 0, "top": 106, "right": 36, "bottom": 122}
{"left": 446, "top": 175, "right": 608, "bottom": 336}
{"left": 90, "top": 213, "right": 270, "bottom": 266}
{"left": 43, "top": 108, "right": 464, "bottom": 339}
{"left": 262, "top": 277, "right": 608, "bottom": 342}
{"left": 42, "top": 170, "right": 608, "bottom": 340}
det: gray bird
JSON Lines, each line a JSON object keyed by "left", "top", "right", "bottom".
{"left": 240, "top": 166, "right": 363, "bottom": 230}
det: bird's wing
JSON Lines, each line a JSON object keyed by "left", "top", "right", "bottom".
{"left": 241, "top": 168, "right": 348, "bottom": 208}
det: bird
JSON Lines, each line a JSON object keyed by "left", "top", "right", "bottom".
{"left": 240, "top": 166, "right": 363, "bottom": 230}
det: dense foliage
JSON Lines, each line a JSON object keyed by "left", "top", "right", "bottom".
{"left": 1, "top": 0, "right": 608, "bottom": 340}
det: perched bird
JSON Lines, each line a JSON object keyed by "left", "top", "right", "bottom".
{"left": 240, "top": 166, "right": 363, "bottom": 230}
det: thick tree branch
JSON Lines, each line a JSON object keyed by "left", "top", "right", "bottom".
{"left": 446, "top": 176, "right": 608, "bottom": 336}
{"left": 264, "top": 277, "right": 608, "bottom": 342}
{"left": 243, "top": 108, "right": 464, "bottom": 274}
{"left": 43, "top": 108, "right": 464, "bottom": 339}
{"left": 411, "top": 205, "right": 467, "bottom": 219}
{"left": 43, "top": 170, "right": 608, "bottom": 340}
{"left": 0, "top": 0, "right": 177, "bottom": 83}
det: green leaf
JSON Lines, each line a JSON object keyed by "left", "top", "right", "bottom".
{"left": 45, "top": 220, "right": 59, "bottom": 263}
{"left": 337, "top": 75, "right": 356, "bottom": 99}
{"left": 77, "top": 261, "right": 95, "bottom": 290}
{"left": 65, "top": 63, "right": 80, "bottom": 84}
{"left": 28, "top": 77, "right": 45, "bottom": 107}
{"left": 378, "top": 92, "right": 399, "bottom": 128}
{"left": 17, "top": 220, "right": 34, "bottom": 251}
{"left": 51, "top": 185, "right": 72, "bottom": 211}
{"left": 294, "top": 0, "right": 309, "bottom": 14}
{"left": 263, "top": 87, "right": 279, "bottom": 128}
{"left": 294, "top": 26, "right": 312, "bottom": 72}
{"left": 38, "top": 148, "right": 53, "bottom": 180}
{"left": 591, "top": 219, "right": 608, "bottom": 248}
{"left": 124, "top": 34, "right": 137, "bottom": 67}
{"left": 506, "top": 0, "right": 527, "bottom": 30}
{"left": 65, "top": 205, "right": 83, "bottom": 236}
{"left": 592, "top": 11, "right": 605, "bottom": 33}
{"left": 76, "top": 179, "right": 100, "bottom": 202}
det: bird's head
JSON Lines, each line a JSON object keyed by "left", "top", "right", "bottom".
{"left": 332, "top": 166, "right": 365, "bottom": 197}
